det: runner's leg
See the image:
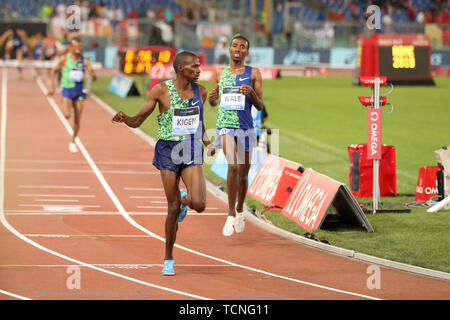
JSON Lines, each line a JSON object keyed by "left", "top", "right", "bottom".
{"left": 62, "top": 97, "right": 73, "bottom": 119}
{"left": 236, "top": 151, "right": 251, "bottom": 213}
{"left": 160, "top": 169, "right": 181, "bottom": 261}
{"left": 221, "top": 134, "right": 238, "bottom": 217}
{"left": 180, "top": 164, "right": 206, "bottom": 213}
{"left": 72, "top": 99, "right": 84, "bottom": 143}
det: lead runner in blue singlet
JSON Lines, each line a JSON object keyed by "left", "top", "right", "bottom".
{"left": 112, "top": 51, "right": 214, "bottom": 276}
{"left": 208, "top": 34, "right": 265, "bottom": 237}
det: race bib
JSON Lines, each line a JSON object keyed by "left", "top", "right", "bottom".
{"left": 70, "top": 69, "right": 84, "bottom": 82}
{"left": 220, "top": 86, "right": 245, "bottom": 110}
{"left": 172, "top": 107, "right": 200, "bottom": 136}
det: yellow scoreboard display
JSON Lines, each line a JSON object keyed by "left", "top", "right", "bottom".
{"left": 360, "top": 34, "right": 434, "bottom": 85}
{"left": 119, "top": 47, "right": 176, "bottom": 75}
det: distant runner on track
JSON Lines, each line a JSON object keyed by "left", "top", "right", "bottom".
{"left": 47, "top": 37, "right": 96, "bottom": 153}
{"left": 111, "top": 51, "right": 214, "bottom": 276}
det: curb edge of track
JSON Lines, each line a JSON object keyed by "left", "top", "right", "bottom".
{"left": 91, "top": 94, "right": 450, "bottom": 282}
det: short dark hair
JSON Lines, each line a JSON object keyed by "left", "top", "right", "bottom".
{"left": 173, "top": 51, "right": 197, "bottom": 72}
{"left": 230, "top": 34, "right": 250, "bottom": 50}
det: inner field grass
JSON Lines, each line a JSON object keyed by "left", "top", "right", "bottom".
{"left": 91, "top": 75, "right": 450, "bottom": 272}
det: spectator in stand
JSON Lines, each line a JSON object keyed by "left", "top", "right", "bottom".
{"left": 214, "top": 35, "right": 229, "bottom": 64}
{"left": 174, "top": 8, "right": 183, "bottom": 21}
{"left": 147, "top": 7, "right": 156, "bottom": 19}
{"left": 424, "top": 9, "right": 433, "bottom": 23}
{"left": 40, "top": 3, "right": 53, "bottom": 19}
{"left": 115, "top": 5, "right": 124, "bottom": 22}
{"left": 156, "top": 6, "right": 165, "bottom": 20}
{"left": 95, "top": 2, "right": 105, "bottom": 18}
{"left": 80, "top": 1, "right": 90, "bottom": 21}
{"left": 164, "top": 5, "right": 174, "bottom": 24}
{"left": 416, "top": 9, "right": 425, "bottom": 23}
{"left": 103, "top": 5, "right": 115, "bottom": 21}
{"left": 55, "top": 1, "right": 67, "bottom": 18}
{"left": 138, "top": 3, "right": 147, "bottom": 18}
{"left": 442, "top": 8, "right": 450, "bottom": 24}
{"left": 88, "top": 3, "right": 98, "bottom": 18}
{"left": 44, "top": 33, "right": 56, "bottom": 61}
{"left": 128, "top": 8, "right": 138, "bottom": 19}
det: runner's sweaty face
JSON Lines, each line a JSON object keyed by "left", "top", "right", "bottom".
{"left": 229, "top": 38, "right": 249, "bottom": 63}
{"left": 182, "top": 57, "right": 201, "bottom": 82}
{"left": 71, "top": 40, "right": 83, "bottom": 56}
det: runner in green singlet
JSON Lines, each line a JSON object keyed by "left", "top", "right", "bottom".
{"left": 209, "top": 34, "right": 265, "bottom": 236}
{"left": 112, "top": 51, "right": 214, "bottom": 276}
{"left": 48, "top": 38, "right": 96, "bottom": 153}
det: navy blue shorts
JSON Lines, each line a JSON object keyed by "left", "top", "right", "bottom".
{"left": 152, "top": 139, "right": 203, "bottom": 173}
{"left": 215, "top": 127, "right": 256, "bottom": 153}
{"left": 62, "top": 86, "right": 86, "bottom": 101}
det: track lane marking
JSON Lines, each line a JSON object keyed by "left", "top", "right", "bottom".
{"left": 0, "top": 289, "right": 31, "bottom": 300}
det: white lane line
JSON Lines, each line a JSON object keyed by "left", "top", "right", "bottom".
{"left": 32, "top": 76, "right": 210, "bottom": 300}
{"left": 34, "top": 199, "right": 79, "bottom": 203}
{"left": 19, "top": 185, "right": 89, "bottom": 189}
{"left": 1, "top": 264, "right": 233, "bottom": 268}
{"left": 19, "top": 204, "right": 101, "bottom": 208}
{"left": 130, "top": 195, "right": 166, "bottom": 199}
{"left": 91, "top": 91, "right": 382, "bottom": 299}
{"left": 124, "top": 187, "right": 164, "bottom": 191}
{"left": 8, "top": 159, "right": 153, "bottom": 166}
{"left": 24, "top": 234, "right": 151, "bottom": 238}
{"left": 7, "top": 168, "right": 158, "bottom": 175}
{"left": 18, "top": 194, "right": 95, "bottom": 198}
{"left": 4, "top": 210, "right": 229, "bottom": 216}
{"left": 0, "top": 289, "right": 31, "bottom": 300}
{"left": 0, "top": 68, "right": 32, "bottom": 302}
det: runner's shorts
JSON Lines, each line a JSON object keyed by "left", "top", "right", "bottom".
{"left": 215, "top": 127, "right": 256, "bottom": 153}
{"left": 62, "top": 83, "right": 86, "bottom": 101}
{"left": 152, "top": 139, "right": 204, "bottom": 173}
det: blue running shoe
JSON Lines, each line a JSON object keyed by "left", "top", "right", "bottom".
{"left": 162, "top": 259, "right": 175, "bottom": 276}
{"left": 178, "top": 189, "right": 188, "bottom": 222}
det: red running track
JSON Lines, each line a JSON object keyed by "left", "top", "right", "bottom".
{"left": 0, "top": 67, "right": 449, "bottom": 301}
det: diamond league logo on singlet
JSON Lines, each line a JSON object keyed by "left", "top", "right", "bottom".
{"left": 172, "top": 106, "right": 200, "bottom": 136}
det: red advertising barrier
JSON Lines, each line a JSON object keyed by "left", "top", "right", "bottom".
{"left": 282, "top": 169, "right": 341, "bottom": 231}
{"left": 270, "top": 167, "right": 303, "bottom": 209}
{"left": 247, "top": 155, "right": 300, "bottom": 206}
{"left": 348, "top": 144, "right": 397, "bottom": 197}
{"left": 415, "top": 166, "right": 439, "bottom": 201}
{"left": 281, "top": 168, "right": 373, "bottom": 232}
{"left": 367, "top": 109, "right": 382, "bottom": 160}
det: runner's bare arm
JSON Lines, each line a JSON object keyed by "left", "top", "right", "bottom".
{"left": 0, "top": 30, "right": 11, "bottom": 46}
{"left": 111, "top": 83, "right": 162, "bottom": 128}
{"left": 208, "top": 71, "right": 220, "bottom": 107}
{"left": 242, "top": 67, "right": 264, "bottom": 110}
{"left": 47, "top": 56, "right": 66, "bottom": 96}
{"left": 199, "top": 85, "right": 214, "bottom": 155}
{"left": 84, "top": 58, "right": 97, "bottom": 81}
